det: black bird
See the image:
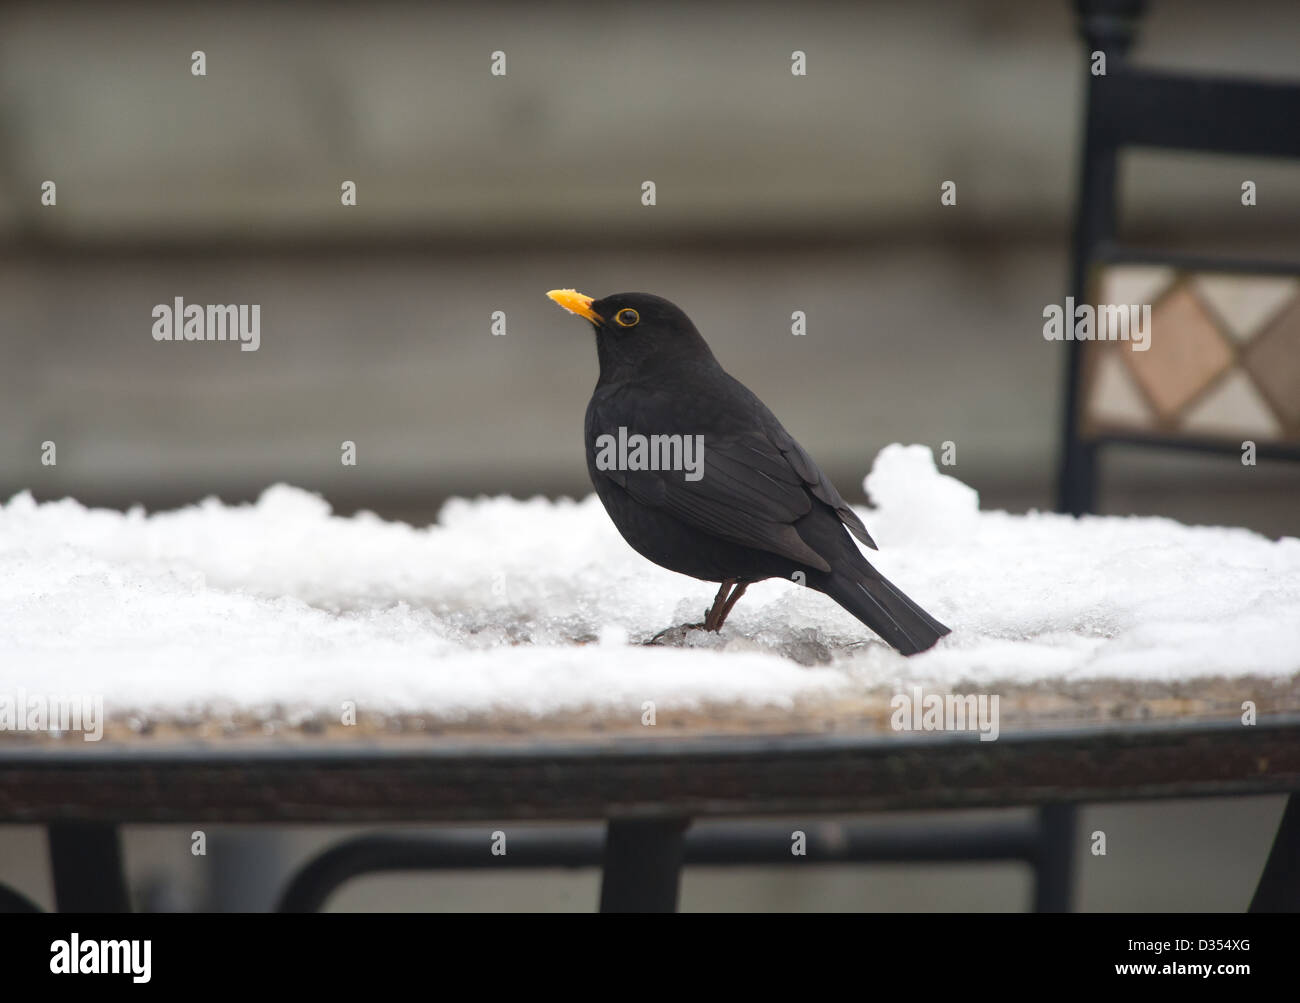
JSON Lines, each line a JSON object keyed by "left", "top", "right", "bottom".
{"left": 547, "top": 289, "right": 950, "bottom": 655}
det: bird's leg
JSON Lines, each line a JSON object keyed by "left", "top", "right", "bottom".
{"left": 703, "top": 580, "right": 736, "bottom": 632}
{"left": 646, "top": 580, "right": 746, "bottom": 644}
{"left": 704, "top": 580, "right": 750, "bottom": 632}
{"left": 713, "top": 582, "right": 749, "bottom": 631}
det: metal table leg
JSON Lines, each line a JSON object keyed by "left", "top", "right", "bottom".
{"left": 599, "top": 817, "right": 690, "bottom": 913}
{"left": 1034, "top": 804, "right": 1077, "bottom": 912}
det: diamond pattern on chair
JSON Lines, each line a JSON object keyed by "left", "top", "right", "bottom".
{"left": 1182, "top": 370, "right": 1282, "bottom": 439}
{"left": 1122, "top": 283, "right": 1233, "bottom": 418}
{"left": 1085, "top": 345, "right": 1154, "bottom": 432}
{"left": 1244, "top": 296, "right": 1300, "bottom": 428}
{"left": 1193, "top": 275, "right": 1300, "bottom": 343}
{"left": 1080, "top": 264, "right": 1300, "bottom": 445}
{"left": 1100, "top": 265, "right": 1177, "bottom": 309}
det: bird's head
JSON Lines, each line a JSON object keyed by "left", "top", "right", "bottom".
{"left": 547, "top": 290, "right": 716, "bottom": 381}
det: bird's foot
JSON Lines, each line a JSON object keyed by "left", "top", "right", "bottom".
{"left": 639, "top": 623, "right": 702, "bottom": 647}
{"left": 644, "top": 622, "right": 707, "bottom": 646}
{"left": 646, "top": 580, "right": 752, "bottom": 645}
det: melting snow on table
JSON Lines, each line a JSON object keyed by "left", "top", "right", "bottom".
{"left": 2, "top": 444, "right": 1297, "bottom": 720}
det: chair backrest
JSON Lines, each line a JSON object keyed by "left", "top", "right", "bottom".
{"left": 1056, "top": 0, "right": 1300, "bottom": 515}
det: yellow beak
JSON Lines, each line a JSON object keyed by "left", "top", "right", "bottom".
{"left": 547, "top": 289, "right": 602, "bottom": 324}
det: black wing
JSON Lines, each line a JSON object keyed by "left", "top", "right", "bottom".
{"left": 586, "top": 370, "right": 876, "bottom": 572}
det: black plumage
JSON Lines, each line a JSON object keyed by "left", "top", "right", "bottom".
{"left": 548, "top": 289, "right": 950, "bottom": 655}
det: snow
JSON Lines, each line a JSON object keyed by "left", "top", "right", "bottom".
{"left": 1, "top": 444, "right": 1297, "bottom": 723}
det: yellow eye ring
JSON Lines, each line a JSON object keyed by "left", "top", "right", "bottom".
{"left": 614, "top": 308, "right": 640, "bottom": 328}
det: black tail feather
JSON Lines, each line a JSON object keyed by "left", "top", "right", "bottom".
{"left": 824, "top": 569, "right": 950, "bottom": 656}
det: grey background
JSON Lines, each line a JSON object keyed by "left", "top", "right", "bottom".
{"left": 3, "top": 0, "right": 1298, "bottom": 527}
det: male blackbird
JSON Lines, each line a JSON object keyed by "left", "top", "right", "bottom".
{"left": 547, "top": 289, "right": 950, "bottom": 655}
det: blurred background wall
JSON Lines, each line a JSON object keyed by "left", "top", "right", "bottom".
{"left": 1, "top": 0, "right": 1297, "bottom": 911}
{"left": 3, "top": 0, "right": 1298, "bottom": 531}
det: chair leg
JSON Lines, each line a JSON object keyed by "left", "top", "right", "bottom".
{"left": 1249, "top": 793, "right": 1300, "bottom": 912}
{"left": 48, "top": 822, "right": 131, "bottom": 912}
{"left": 599, "top": 817, "right": 690, "bottom": 912}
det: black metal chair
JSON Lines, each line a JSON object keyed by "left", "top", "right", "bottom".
{"left": 1057, "top": 0, "right": 1300, "bottom": 517}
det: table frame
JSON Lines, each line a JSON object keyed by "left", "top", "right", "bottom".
{"left": 2, "top": 715, "right": 1297, "bottom": 912}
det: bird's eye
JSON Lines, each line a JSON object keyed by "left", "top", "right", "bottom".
{"left": 614, "top": 308, "right": 640, "bottom": 328}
